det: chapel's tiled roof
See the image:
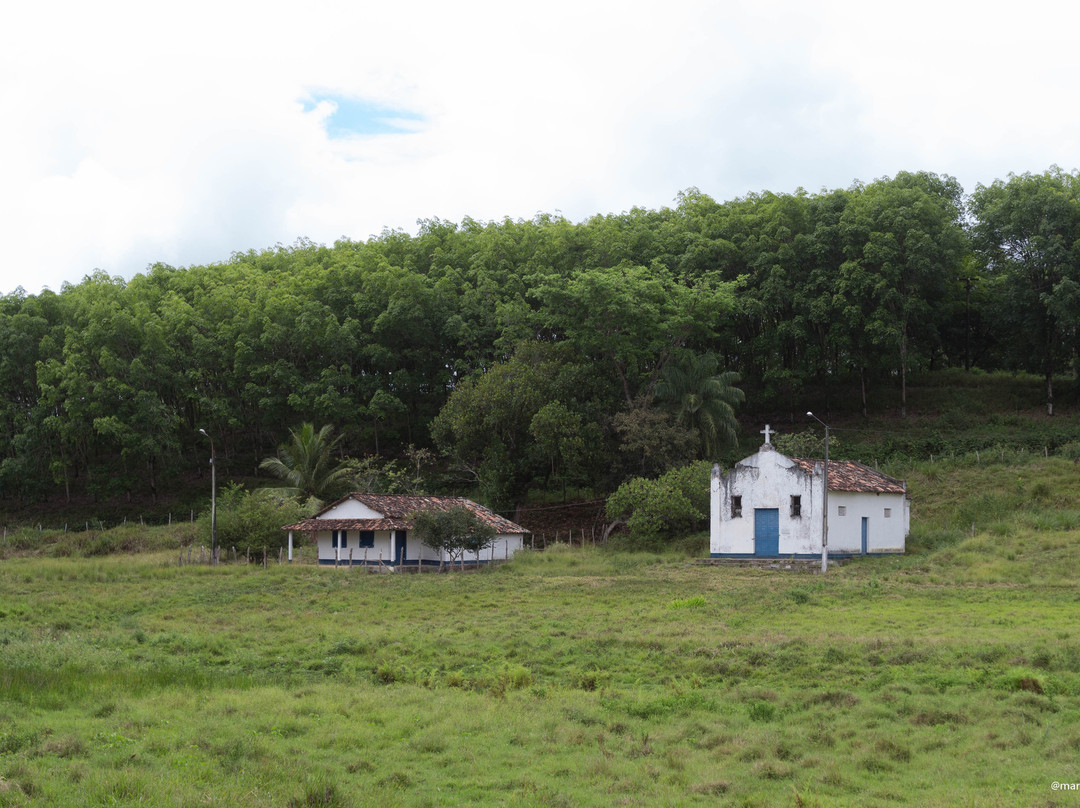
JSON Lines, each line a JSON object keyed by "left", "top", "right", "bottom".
{"left": 283, "top": 493, "right": 528, "bottom": 534}
{"left": 790, "top": 458, "right": 907, "bottom": 494}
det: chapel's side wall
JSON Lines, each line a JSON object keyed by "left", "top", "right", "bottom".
{"left": 826, "top": 492, "right": 907, "bottom": 553}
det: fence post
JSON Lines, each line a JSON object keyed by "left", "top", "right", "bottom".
{"left": 263, "top": 547, "right": 267, "bottom": 568}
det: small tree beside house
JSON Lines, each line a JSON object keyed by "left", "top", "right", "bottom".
{"left": 410, "top": 505, "right": 497, "bottom": 570}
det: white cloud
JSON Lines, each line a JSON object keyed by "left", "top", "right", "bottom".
{"left": 2, "top": 0, "right": 1079, "bottom": 295}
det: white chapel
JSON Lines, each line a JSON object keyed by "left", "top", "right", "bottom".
{"left": 710, "top": 426, "right": 909, "bottom": 558}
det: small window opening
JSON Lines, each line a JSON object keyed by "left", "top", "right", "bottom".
{"left": 731, "top": 495, "right": 742, "bottom": 518}
{"left": 357, "top": 530, "right": 375, "bottom": 548}
{"left": 837, "top": 505, "right": 846, "bottom": 517}
{"left": 790, "top": 495, "right": 801, "bottom": 517}
{"left": 884, "top": 508, "right": 891, "bottom": 518}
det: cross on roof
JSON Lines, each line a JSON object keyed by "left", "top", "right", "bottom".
{"left": 761, "top": 424, "right": 773, "bottom": 445}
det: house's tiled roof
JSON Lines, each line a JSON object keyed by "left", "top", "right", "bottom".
{"left": 791, "top": 458, "right": 906, "bottom": 494}
{"left": 280, "top": 517, "right": 411, "bottom": 532}
{"left": 284, "top": 493, "right": 528, "bottom": 534}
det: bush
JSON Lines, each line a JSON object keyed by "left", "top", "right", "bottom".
{"left": 606, "top": 461, "right": 710, "bottom": 550}
{"left": 196, "top": 484, "right": 312, "bottom": 553}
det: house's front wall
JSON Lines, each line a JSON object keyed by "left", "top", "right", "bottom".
{"left": 315, "top": 528, "right": 525, "bottom": 565}
{"left": 826, "top": 491, "right": 907, "bottom": 553}
{"left": 711, "top": 447, "right": 908, "bottom": 557}
{"left": 711, "top": 447, "right": 821, "bottom": 556}
{"left": 316, "top": 529, "right": 396, "bottom": 564}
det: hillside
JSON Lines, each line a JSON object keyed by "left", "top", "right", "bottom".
{"left": 3, "top": 167, "right": 1080, "bottom": 517}
{"left": 1, "top": 451, "right": 1079, "bottom": 804}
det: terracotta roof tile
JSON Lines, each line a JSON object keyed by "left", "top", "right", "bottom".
{"left": 281, "top": 518, "right": 411, "bottom": 532}
{"left": 790, "top": 458, "right": 906, "bottom": 494}
{"left": 290, "top": 493, "right": 528, "bottom": 534}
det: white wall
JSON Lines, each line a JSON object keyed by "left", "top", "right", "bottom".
{"left": 826, "top": 492, "right": 907, "bottom": 553}
{"left": 315, "top": 528, "right": 525, "bottom": 565}
{"left": 316, "top": 529, "right": 395, "bottom": 563}
{"left": 320, "top": 499, "right": 383, "bottom": 519}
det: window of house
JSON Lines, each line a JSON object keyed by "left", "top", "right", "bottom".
{"left": 357, "top": 530, "right": 375, "bottom": 548}
{"left": 837, "top": 505, "right": 846, "bottom": 516}
{"left": 884, "top": 508, "right": 891, "bottom": 518}
{"left": 332, "top": 530, "right": 347, "bottom": 549}
{"left": 731, "top": 495, "right": 742, "bottom": 518}
{"left": 790, "top": 495, "right": 801, "bottom": 517}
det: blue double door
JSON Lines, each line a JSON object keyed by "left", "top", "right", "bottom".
{"left": 754, "top": 508, "right": 779, "bottom": 556}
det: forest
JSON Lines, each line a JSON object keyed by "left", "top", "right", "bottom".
{"left": 1, "top": 167, "right": 1079, "bottom": 515}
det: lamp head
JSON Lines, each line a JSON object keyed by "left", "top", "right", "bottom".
{"left": 199, "top": 428, "right": 208, "bottom": 437}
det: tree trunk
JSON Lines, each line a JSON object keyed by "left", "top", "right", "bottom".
{"left": 900, "top": 323, "right": 908, "bottom": 419}
{"left": 860, "top": 366, "right": 868, "bottom": 418}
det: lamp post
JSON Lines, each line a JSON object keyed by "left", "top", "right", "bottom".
{"left": 199, "top": 429, "right": 217, "bottom": 564}
{"left": 806, "top": 412, "right": 829, "bottom": 573}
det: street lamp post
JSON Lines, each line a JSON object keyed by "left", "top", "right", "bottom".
{"left": 806, "top": 412, "right": 829, "bottom": 574}
{"left": 199, "top": 429, "right": 217, "bottom": 564}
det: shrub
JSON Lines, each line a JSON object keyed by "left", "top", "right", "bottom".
{"left": 606, "top": 461, "right": 711, "bottom": 550}
{"left": 196, "top": 484, "right": 312, "bottom": 553}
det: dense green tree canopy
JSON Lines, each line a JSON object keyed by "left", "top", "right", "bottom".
{"left": 0, "top": 167, "right": 1075, "bottom": 513}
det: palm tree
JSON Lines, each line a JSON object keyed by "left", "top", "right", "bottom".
{"left": 259, "top": 423, "right": 353, "bottom": 504}
{"left": 654, "top": 352, "right": 744, "bottom": 460}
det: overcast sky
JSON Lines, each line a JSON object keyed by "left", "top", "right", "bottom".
{"left": 3, "top": 0, "right": 1077, "bottom": 296}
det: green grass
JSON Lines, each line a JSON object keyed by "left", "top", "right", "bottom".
{"left": 2, "top": 454, "right": 1080, "bottom": 805}
{"left": 1, "top": 536, "right": 1079, "bottom": 805}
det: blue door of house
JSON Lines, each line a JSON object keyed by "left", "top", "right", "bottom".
{"left": 395, "top": 530, "right": 408, "bottom": 564}
{"left": 861, "top": 517, "right": 869, "bottom": 555}
{"left": 754, "top": 509, "right": 780, "bottom": 556}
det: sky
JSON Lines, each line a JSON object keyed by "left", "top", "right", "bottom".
{"left": 2, "top": 0, "right": 1078, "bottom": 296}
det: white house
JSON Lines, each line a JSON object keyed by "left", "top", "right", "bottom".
{"left": 282, "top": 493, "right": 528, "bottom": 566}
{"left": 711, "top": 430, "right": 909, "bottom": 558}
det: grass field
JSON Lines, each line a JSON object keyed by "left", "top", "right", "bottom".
{"left": 2, "top": 457, "right": 1080, "bottom": 806}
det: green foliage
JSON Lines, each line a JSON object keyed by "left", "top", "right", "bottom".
{"left": 197, "top": 483, "right": 311, "bottom": 553}
{"left": 3, "top": 168, "right": 1080, "bottom": 517}
{"left": 259, "top": 423, "right": 353, "bottom": 504}
{"left": 653, "top": 352, "right": 743, "bottom": 459}
{"left": 971, "top": 167, "right": 1080, "bottom": 412}
{"left": 409, "top": 505, "right": 497, "bottom": 566}
{"left": 606, "top": 461, "right": 711, "bottom": 550}
{"left": 611, "top": 396, "right": 698, "bottom": 478}
{"left": 772, "top": 429, "right": 844, "bottom": 459}
{"left": 343, "top": 446, "right": 432, "bottom": 495}
{"left": 431, "top": 342, "right": 604, "bottom": 506}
